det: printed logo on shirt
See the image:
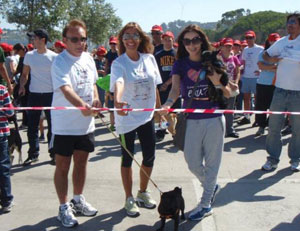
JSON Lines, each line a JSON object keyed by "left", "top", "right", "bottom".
{"left": 187, "top": 69, "right": 201, "bottom": 82}
{"left": 133, "top": 79, "right": 151, "bottom": 101}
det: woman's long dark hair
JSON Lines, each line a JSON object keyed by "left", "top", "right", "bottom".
{"left": 176, "top": 24, "right": 212, "bottom": 60}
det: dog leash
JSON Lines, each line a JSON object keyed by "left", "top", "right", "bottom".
{"left": 99, "top": 115, "right": 163, "bottom": 195}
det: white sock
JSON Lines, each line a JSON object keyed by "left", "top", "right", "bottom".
{"left": 73, "top": 194, "right": 83, "bottom": 203}
{"left": 60, "top": 203, "right": 69, "bottom": 210}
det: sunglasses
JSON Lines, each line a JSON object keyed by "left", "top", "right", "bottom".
{"left": 151, "top": 31, "right": 162, "bottom": 36}
{"left": 287, "top": 19, "right": 298, "bottom": 25}
{"left": 182, "top": 36, "right": 202, "bottom": 46}
{"left": 245, "top": 36, "right": 254, "bottom": 40}
{"left": 66, "top": 36, "right": 87, "bottom": 43}
{"left": 122, "top": 33, "right": 140, "bottom": 41}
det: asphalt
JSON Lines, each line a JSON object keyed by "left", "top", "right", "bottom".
{"left": 1, "top": 113, "right": 300, "bottom": 231}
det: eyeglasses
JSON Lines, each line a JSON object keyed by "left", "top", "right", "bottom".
{"left": 66, "top": 36, "right": 87, "bottom": 43}
{"left": 151, "top": 31, "right": 162, "bottom": 36}
{"left": 182, "top": 37, "right": 202, "bottom": 46}
{"left": 122, "top": 33, "right": 140, "bottom": 41}
{"left": 245, "top": 37, "right": 254, "bottom": 40}
{"left": 287, "top": 19, "right": 297, "bottom": 25}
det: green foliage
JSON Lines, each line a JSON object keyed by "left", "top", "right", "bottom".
{"left": 216, "top": 8, "right": 250, "bottom": 30}
{"left": 0, "top": 0, "right": 122, "bottom": 44}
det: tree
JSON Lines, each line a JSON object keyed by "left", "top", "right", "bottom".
{"left": 0, "top": 0, "right": 122, "bottom": 44}
{"left": 216, "top": 8, "right": 251, "bottom": 30}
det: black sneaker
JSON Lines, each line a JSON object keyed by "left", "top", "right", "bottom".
{"left": 50, "top": 157, "right": 56, "bottom": 166}
{"left": 237, "top": 117, "right": 251, "bottom": 125}
{"left": 39, "top": 134, "right": 45, "bottom": 141}
{"left": 23, "top": 157, "right": 39, "bottom": 166}
{"left": 281, "top": 125, "right": 292, "bottom": 136}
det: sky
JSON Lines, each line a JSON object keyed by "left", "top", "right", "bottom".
{"left": 1, "top": 0, "right": 300, "bottom": 31}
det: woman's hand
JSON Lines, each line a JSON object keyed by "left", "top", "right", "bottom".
{"left": 115, "top": 101, "right": 129, "bottom": 116}
{"left": 159, "top": 104, "right": 171, "bottom": 116}
{"left": 207, "top": 69, "right": 222, "bottom": 86}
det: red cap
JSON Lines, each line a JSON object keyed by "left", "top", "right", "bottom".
{"left": 54, "top": 40, "right": 66, "bottom": 49}
{"left": 268, "top": 33, "right": 280, "bottom": 42}
{"left": 245, "top": 30, "right": 256, "bottom": 38}
{"left": 233, "top": 40, "right": 241, "bottom": 45}
{"left": 96, "top": 46, "right": 107, "bottom": 56}
{"left": 0, "top": 43, "right": 13, "bottom": 52}
{"left": 173, "top": 42, "right": 178, "bottom": 48}
{"left": 241, "top": 40, "right": 248, "bottom": 46}
{"left": 109, "top": 36, "right": 118, "bottom": 44}
{"left": 151, "top": 25, "right": 163, "bottom": 32}
{"left": 223, "top": 38, "right": 233, "bottom": 46}
{"left": 0, "top": 28, "right": 3, "bottom": 34}
{"left": 212, "top": 42, "right": 220, "bottom": 48}
{"left": 162, "top": 31, "right": 174, "bottom": 39}
{"left": 27, "top": 43, "right": 34, "bottom": 50}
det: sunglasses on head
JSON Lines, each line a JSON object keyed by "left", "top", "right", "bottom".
{"left": 182, "top": 36, "right": 202, "bottom": 46}
{"left": 287, "top": 19, "right": 297, "bottom": 25}
{"left": 245, "top": 36, "right": 254, "bottom": 40}
{"left": 66, "top": 36, "right": 87, "bottom": 43}
{"left": 122, "top": 33, "right": 140, "bottom": 41}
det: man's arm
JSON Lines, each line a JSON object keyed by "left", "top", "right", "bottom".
{"left": 60, "top": 85, "right": 93, "bottom": 117}
{"left": 263, "top": 51, "right": 282, "bottom": 63}
{"left": 18, "top": 65, "right": 30, "bottom": 96}
{"left": 0, "top": 62, "right": 13, "bottom": 95}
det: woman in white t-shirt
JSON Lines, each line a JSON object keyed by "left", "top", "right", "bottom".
{"left": 110, "top": 22, "right": 162, "bottom": 217}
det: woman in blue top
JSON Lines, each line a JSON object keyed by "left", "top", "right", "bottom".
{"left": 160, "top": 25, "right": 231, "bottom": 221}
{"left": 255, "top": 33, "right": 280, "bottom": 136}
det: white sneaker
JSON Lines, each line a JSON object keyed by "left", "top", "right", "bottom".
{"left": 57, "top": 203, "right": 78, "bottom": 228}
{"left": 262, "top": 160, "right": 277, "bottom": 171}
{"left": 70, "top": 195, "right": 98, "bottom": 216}
{"left": 136, "top": 190, "right": 156, "bottom": 209}
{"left": 124, "top": 197, "right": 140, "bottom": 217}
{"left": 291, "top": 162, "right": 300, "bottom": 172}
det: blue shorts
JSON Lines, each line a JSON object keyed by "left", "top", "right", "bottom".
{"left": 241, "top": 78, "right": 257, "bottom": 94}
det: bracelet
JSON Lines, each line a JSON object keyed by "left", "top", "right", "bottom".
{"left": 214, "top": 84, "right": 222, "bottom": 89}
{"left": 166, "top": 98, "right": 174, "bottom": 104}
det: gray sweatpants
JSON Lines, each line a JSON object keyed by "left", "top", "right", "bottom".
{"left": 184, "top": 116, "right": 225, "bottom": 208}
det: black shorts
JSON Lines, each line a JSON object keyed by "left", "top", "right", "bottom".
{"left": 53, "top": 133, "right": 95, "bottom": 157}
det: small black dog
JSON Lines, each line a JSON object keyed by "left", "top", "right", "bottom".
{"left": 157, "top": 187, "right": 185, "bottom": 231}
{"left": 8, "top": 114, "right": 22, "bottom": 165}
{"left": 201, "top": 50, "right": 229, "bottom": 109}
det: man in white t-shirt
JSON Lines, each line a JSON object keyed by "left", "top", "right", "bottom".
{"left": 51, "top": 19, "right": 101, "bottom": 228}
{"left": 261, "top": 13, "right": 300, "bottom": 172}
{"left": 238, "top": 30, "right": 264, "bottom": 125}
{"left": 18, "top": 29, "right": 57, "bottom": 166}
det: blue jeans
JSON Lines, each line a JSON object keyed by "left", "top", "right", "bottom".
{"left": 0, "top": 136, "right": 13, "bottom": 207}
{"left": 27, "top": 92, "right": 53, "bottom": 158}
{"left": 266, "top": 88, "right": 300, "bottom": 164}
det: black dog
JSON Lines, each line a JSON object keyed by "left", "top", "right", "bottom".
{"left": 157, "top": 187, "right": 185, "bottom": 231}
{"left": 201, "top": 50, "right": 229, "bottom": 109}
{"left": 7, "top": 114, "right": 22, "bottom": 165}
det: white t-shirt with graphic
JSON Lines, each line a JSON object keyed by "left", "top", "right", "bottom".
{"left": 266, "top": 35, "right": 300, "bottom": 91}
{"left": 24, "top": 49, "right": 57, "bottom": 93}
{"left": 242, "top": 44, "right": 264, "bottom": 78}
{"left": 51, "top": 50, "right": 97, "bottom": 135}
{"left": 110, "top": 53, "right": 162, "bottom": 135}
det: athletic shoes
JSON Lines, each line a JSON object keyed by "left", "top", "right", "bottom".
{"left": 136, "top": 190, "right": 156, "bottom": 209}
{"left": 70, "top": 195, "right": 98, "bottom": 216}
{"left": 291, "top": 162, "right": 300, "bottom": 172}
{"left": 261, "top": 160, "right": 278, "bottom": 171}
{"left": 57, "top": 203, "right": 78, "bottom": 228}
{"left": 124, "top": 197, "right": 140, "bottom": 217}
{"left": 237, "top": 117, "right": 251, "bottom": 125}
{"left": 2, "top": 201, "right": 13, "bottom": 213}
{"left": 188, "top": 206, "right": 213, "bottom": 221}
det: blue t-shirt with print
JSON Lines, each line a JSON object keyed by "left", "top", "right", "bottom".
{"left": 171, "top": 57, "right": 221, "bottom": 120}
{"left": 257, "top": 51, "right": 276, "bottom": 86}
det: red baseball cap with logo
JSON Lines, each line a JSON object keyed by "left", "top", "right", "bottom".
{"left": 0, "top": 43, "right": 13, "bottom": 52}
{"left": 245, "top": 30, "right": 256, "bottom": 38}
{"left": 241, "top": 40, "right": 248, "bottom": 46}
{"left": 162, "top": 31, "right": 174, "bottom": 39}
{"left": 54, "top": 40, "right": 66, "bottom": 49}
{"left": 223, "top": 38, "right": 233, "bottom": 46}
{"left": 151, "top": 25, "right": 163, "bottom": 32}
{"left": 27, "top": 43, "right": 34, "bottom": 51}
{"left": 268, "top": 33, "right": 280, "bottom": 42}
{"left": 109, "top": 36, "right": 118, "bottom": 44}
{"left": 96, "top": 46, "right": 107, "bottom": 56}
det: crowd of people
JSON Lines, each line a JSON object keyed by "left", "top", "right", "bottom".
{"left": 0, "top": 12, "right": 299, "bottom": 228}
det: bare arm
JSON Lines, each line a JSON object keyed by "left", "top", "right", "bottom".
{"left": 257, "top": 61, "right": 277, "bottom": 72}
{"left": 234, "top": 65, "right": 241, "bottom": 84}
{"left": 207, "top": 71, "right": 231, "bottom": 98}
{"left": 0, "top": 62, "right": 13, "bottom": 95}
{"left": 263, "top": 51, "right": 282, "bottom": 63}
{"left": 18, "top": 65, "right": 30, "bottom": 96}
{"left": 160, "top": 74, "right": 181, "bottom": 112}
{"left": 60, "top": 85, "right": 93, "bottom": 117}
{"left": 114, "top": 81, "right": 128, "bottom": 116}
